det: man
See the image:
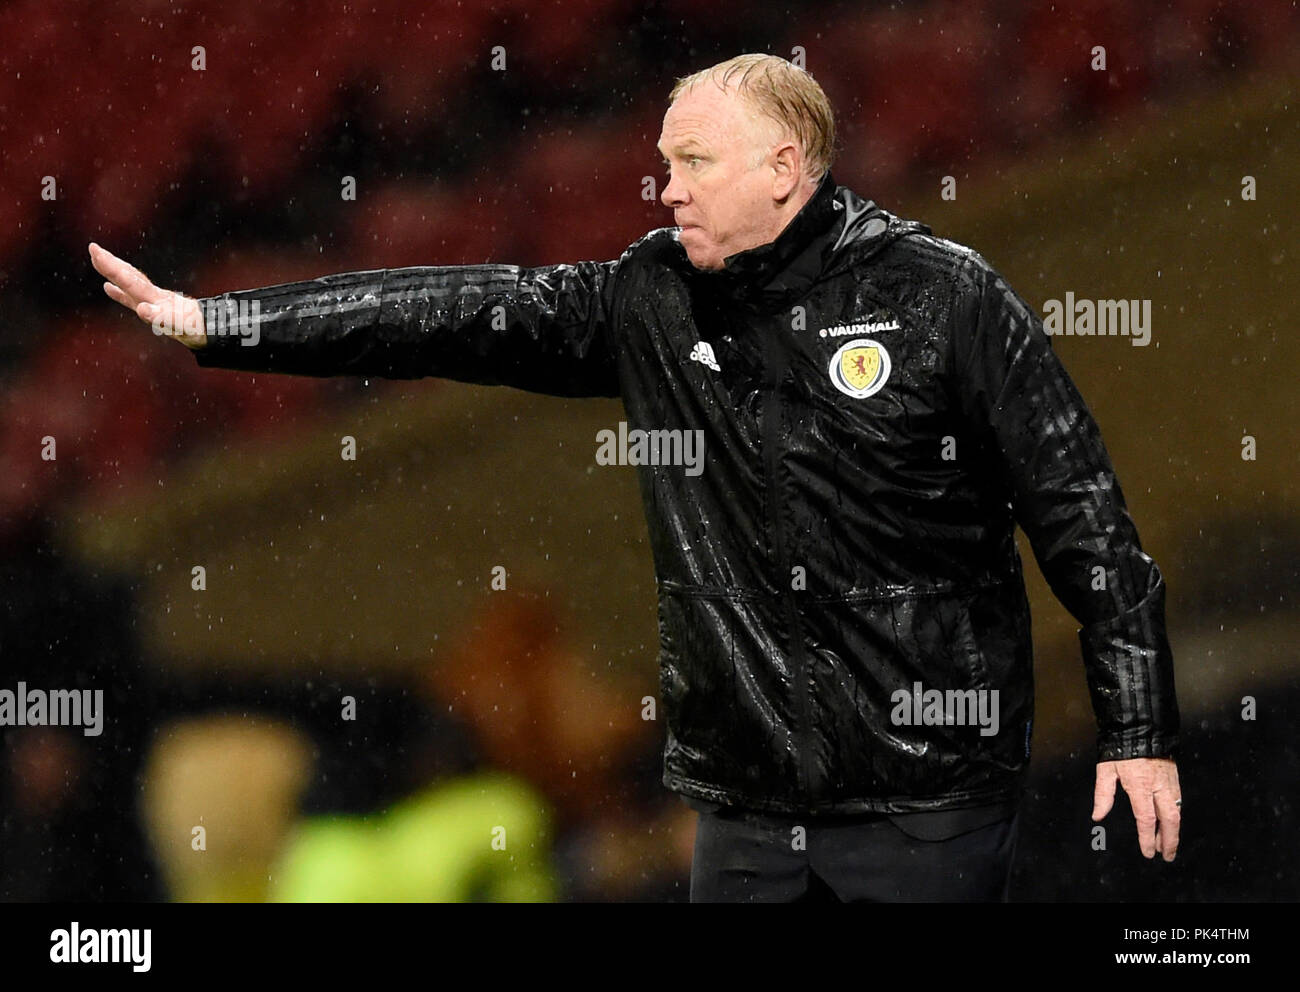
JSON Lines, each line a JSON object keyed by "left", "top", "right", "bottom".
{"left": 90, "top": 53, "right": 1182, "bottom": 902}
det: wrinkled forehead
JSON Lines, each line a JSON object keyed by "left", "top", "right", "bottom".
{"left": 659, "top": 81, "right": 760, "bottom": 153}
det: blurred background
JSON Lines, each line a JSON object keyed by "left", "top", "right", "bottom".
{"left": 0, "top": 0, "right": 1296, "bottom": 902}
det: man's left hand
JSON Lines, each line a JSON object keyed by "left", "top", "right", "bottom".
{"left": 1092, "top": 757, "right": 1181, "bottom": 861}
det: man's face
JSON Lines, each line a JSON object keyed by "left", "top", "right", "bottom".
{"left": 657, "top": 82, "right": 787, "bottom": 271}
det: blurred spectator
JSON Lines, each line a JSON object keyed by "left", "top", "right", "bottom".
{"left": 139, "top": 714, "right": 313, "bottom": 902}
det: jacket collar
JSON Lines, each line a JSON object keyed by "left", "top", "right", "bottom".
{"left": 679, "top": 170, "right": 844, "bottom": 309}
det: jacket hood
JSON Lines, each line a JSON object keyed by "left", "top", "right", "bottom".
{"left": 673, "top": 171, "right": 931, "bottom": 311}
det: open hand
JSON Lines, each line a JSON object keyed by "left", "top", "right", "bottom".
{"left": 89, "top": 243, "right": 206, "bottom": 348}
{"left": 1092, "top": 757, "right": 1181, "bottom": 861}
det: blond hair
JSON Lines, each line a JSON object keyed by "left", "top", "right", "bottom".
{"left": 669, "top": 54, "right": 836, "bottom": 181}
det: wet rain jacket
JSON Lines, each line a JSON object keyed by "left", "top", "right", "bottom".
{"left": 193, "top": 171, "right": 1180, "bottom": 815}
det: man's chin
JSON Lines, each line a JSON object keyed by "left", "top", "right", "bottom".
{"left": 685, "top": 250, "right": 725, "bottom": 272}
{"left": 678, "top": 230, "right": 723, "bottom": 271}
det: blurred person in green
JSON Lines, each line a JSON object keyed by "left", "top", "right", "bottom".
{"left": 142, "top": 713, "right": 556, "bottom": 902}
{"left": 271, "top": 593, "right": 684, "bottom": 901}
{"left": 270, "top": 771, "right": 555, "bottom": 902}
{"left": 142, "top": 593, "right": 676, "bottom": 902}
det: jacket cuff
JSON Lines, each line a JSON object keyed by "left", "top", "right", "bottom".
{"left": 1080, "top": 565, "right": 1181, "bottom": 762}
{"left": 191, "top": 294, "right": 256, "bottom": 367}
{"left": 1095, "top": 730, "right": 1180, "bottom": 762}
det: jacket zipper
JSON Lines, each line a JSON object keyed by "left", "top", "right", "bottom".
{"left": 761, "top": 326, "right": 817, "bottom": 807}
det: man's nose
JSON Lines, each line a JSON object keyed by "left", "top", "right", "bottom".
{"left": 661, "top": 173, "right": 687, "bottom": 208}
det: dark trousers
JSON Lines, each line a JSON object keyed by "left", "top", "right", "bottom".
{"left": 689, "top": 805, "right": 1020, "bottom": 903}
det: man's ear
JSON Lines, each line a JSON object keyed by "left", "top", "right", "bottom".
{"left": 771, "top": 141, "right": 801, "bottom": 201}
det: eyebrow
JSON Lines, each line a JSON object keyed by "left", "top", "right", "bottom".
{"left": 658, "top": 141, "right": 707, "bottom": 159}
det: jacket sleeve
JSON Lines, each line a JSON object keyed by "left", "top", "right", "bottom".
{"left": 190, "top": 259, "right": 623, "bottom": 398}
{"left": 949, "top": 254, "right": 1180, "bottom": 762}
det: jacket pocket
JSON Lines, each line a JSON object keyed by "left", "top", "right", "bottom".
{"left": 960, "top": 577, "right": 1033, "bottom": 695}
{"left": 809, "top": 585, "right": 995, "bottom": 694}
{"left": 802, "top": 581, "right": 1028, "bottom": 800}
{"left": 656, "top": 583, "right": 804, "bottom": 804}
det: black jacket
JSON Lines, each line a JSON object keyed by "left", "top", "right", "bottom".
{"left": 193, "top": 172, "right": 1180, "bottom": 816}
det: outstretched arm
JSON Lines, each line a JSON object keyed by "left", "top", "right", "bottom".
{"left": 90, "top": 243, "right": 624, "bottom": 398}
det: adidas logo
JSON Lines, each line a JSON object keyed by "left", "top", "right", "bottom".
{"left": 688, "top": 341, "right": 720, "bottom": 372}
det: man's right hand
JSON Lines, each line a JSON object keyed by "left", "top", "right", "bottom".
{"left": 89, "top": 243, "right": 207, "bottom": 349}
